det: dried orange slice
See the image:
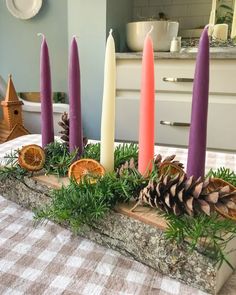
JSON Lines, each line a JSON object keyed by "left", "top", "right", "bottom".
{"left": 68, "top": 158, "right": 105, "bottom": 183}
{"left": 18, "top": 144, "right": 45, "bottom": 171}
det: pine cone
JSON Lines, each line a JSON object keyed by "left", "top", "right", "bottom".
{"left": 58, "top": 112, "right": 88, "bottom": 149}
{"left": 58, "top": 112, "right": 69, "bottom": 147}
{"left": 134, "top": 174, "right": 236, "bottom": 216}
{"left": 116, "top": 158, "right": 136, "bottom": 177}
{"left": 155, "top": 154, "right": 184, "bottom": 170}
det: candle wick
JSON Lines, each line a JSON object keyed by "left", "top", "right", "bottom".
{"left": 37, "top": 33, "right": 45, "bottom": 41}
{"left": 147, "top": 26, "right": 154, "bottom": 36}
{"left": 109, "top": 29, "right": 113, "bottom": 35}
{"left": 73, "top": 35, "right": 78, "bottom": 40}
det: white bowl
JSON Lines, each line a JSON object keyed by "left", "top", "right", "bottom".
{"left": 126, "top": 21, "right": 179, "bottom": 52}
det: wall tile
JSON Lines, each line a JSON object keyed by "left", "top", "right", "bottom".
{"left": 133, "top": 0, "right": 214, "bottom": 29}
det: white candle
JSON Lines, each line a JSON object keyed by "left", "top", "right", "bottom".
{"left": 100, "top": 29, "right": 116, "bottom": 172}
{"left": 231, "top": 0, "right": 236, "bottom": 38}
{"left": 213, "top": 24, "right": 228, "bottom": 41}
{"left": 208, "top": 0, "right": 217, "bottom": 35}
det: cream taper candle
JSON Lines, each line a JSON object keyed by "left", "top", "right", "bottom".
{"left": 231, "top": 0, "right": 236, "bottom": 38}
{"left": 208, "top": 0, "right": 217, "bottom": 36}
{"left": 100, "top": 29, "right": 116, "bottom": 172}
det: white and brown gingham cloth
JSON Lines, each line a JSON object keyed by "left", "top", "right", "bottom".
{"left": 0, "top": 195, "right": 208, "bottom": 295}
{"left": 0, "top": 134, "right": 235, "bottom": 295}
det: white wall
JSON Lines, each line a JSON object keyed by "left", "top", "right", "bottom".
{"left": 107, "top": 0, "right": 133, "bottom": 52}
{"left": 68, "top": 0, "right": 107, "bottom": 140}
{"left": 0, "top": 0, "right": 68, "bottom": 93}
{"left": 68, "top": 0, "right": 133, "bottom": 140}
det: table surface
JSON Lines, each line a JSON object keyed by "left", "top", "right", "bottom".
{"left": 0, "top": 134, "right": 236, "bottom": 295}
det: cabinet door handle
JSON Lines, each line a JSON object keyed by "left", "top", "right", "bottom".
{"left": 160, "top": 120, "right": 190, "bottom": 127}
{"left": 163, "top": 77, "right": 194, "bottom": 82}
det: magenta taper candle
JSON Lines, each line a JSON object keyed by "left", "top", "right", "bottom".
{"left": 39, "top": 34, "right": 54, "bottom": 147}
{"left": 186, "top": 27, "right": 210, "bottom": 179}
{"left": 69, "top": 37, "right": 83, "bottom": 156}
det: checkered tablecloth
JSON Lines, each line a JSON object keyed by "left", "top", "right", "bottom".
{"left": 0, "top": 134, "right": 236, "bottom": 295}
{"left": 0, "top": 195, "right": 208, "bottom": 295}
{"left": 0, "top": 134, "right": 236, "bottom": 173}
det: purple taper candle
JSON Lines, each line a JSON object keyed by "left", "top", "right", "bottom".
{"left": 69, "top": 36, "right": 83, "bottom": 156}
{"left": 39, "top": 34, "right": 54, "bottom": 147}
{"left": 186, "top": 26, "right": 210, "bottom": 179}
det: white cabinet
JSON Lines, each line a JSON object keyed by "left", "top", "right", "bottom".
{"left": 115, "top": 57, "right": 236, "bottom": 151}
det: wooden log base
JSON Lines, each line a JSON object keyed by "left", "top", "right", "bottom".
{"left": 1, "top": 173, "right": 236, "bottom": 294}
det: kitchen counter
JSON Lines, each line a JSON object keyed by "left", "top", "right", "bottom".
{"left": 116, "top": 47, "right": 236, "bottom": 60}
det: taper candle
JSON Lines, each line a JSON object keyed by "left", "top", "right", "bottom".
{"left": 138, "top": 27, "right": 155, "bottom": 176}
{"left": 208, "top": 0, "right": 217, "bottom": 36}
{"left": 209, "top": 0, "right": 217, "bottom": 25}
{"left": 69, "top": 36, "right": 83, "bottom": 156}
{"left": 38, "top": 33, "right": 54, "bottom": 148}
{"left": 186, "top": 27, "right": 210, "bottom": 179}
{"left": 231, "top": 0, "right": 236, "bottom": 38}
{"left": 100, "top": 29, "right": 116, "bottom": 172}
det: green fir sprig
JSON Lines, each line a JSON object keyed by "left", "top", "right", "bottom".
{"left": 114, "top": 143, "right": 139, "bottom": 168}
{"left": 207, "top": 167, "right": 236, "bottom": 187}
{"left": 164, "top": 212, "right": 236, "bottom": 269}
{"left": 34, "top": 170, "right": 146, "bottom": 232}
{"left": 81, "top": 142, "right": 139, "bottom": 169}
{"left": 0, "top": 149, "right": 29, "bottom": 181}
{"left": 44, "top": 142, "right": 78, "bottom": 177}
{"left": 81, "top": 143, "right": 100, "bottom": 162}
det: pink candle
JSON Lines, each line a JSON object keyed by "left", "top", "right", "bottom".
{"left": 187, "top": 27, "right": 210, "bottom": 179}
{"left": 138, "top": 28, "right": 155, "bottom": 176}
{"left": 69, "top": 36, "right": 83, "bottom": 156}
{"left": 39, "top": 34, "right": 54, "bottom": 148}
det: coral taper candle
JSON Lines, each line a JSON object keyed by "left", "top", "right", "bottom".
{"left": 138, "top": 27, "right": 155, "bottom": 176}
{"left": 187, "top": 27, "right": 210, "bottom": 179}
{"left": 39, "top": 34, "right": 54, "bottom": 148}
{"left": 69, "top": 36, "right": 83, "bottom": 156}
{"left": 100, "top": 29, "right": 116, "bottom": 172}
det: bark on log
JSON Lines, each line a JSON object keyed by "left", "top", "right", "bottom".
{"left": 0, "top": 175, "right": 233, "bottom": 294}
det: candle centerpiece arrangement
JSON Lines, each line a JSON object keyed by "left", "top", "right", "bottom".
{"left": 1, "top": 27, "right": 236, "bottom": 295}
